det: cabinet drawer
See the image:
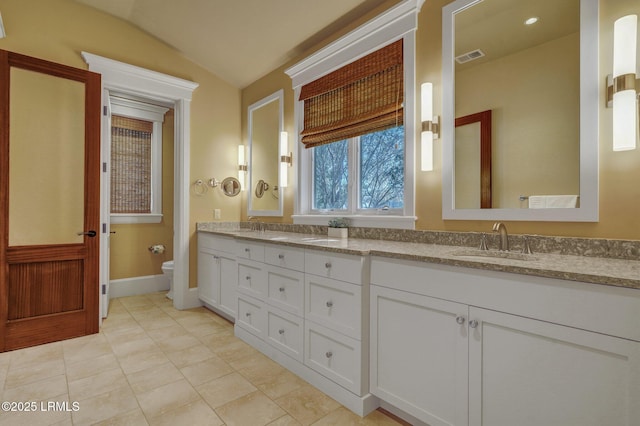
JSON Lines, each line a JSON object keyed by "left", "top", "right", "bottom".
{"left": 235, "top": 240, "right": 265, "bottom": 262}
{"left": 305, "top": 275, "right": 361, "bottom": 339}
{"left": 305, "top": 250, "right": 364, "bottom": 284}
{"left": 305, "top": 322, "right": 362, "bottom": 394}
{"left": 266, "top": 265, "right": 304, "bottom": 316}
{"left": 237, "top": 260, "right": 266, "bottom": 298}
{"left": 199, "top": 233, "right": 236, "bottom": 253}
{"left": 264, "top": 244, "right": 305, "bottom": 271}
{"left": 236, "top": 295, "right": 266, "bottom": 339}
{"left": 266, "top": 308, "right": 304, "bottom": 362}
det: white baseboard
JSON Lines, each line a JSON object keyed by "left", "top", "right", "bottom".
{"left": 109, "top": 274, "right": 169, "bottom": 299}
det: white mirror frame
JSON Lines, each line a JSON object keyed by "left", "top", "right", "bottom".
{"left": 442, "top": 0, "right": 599, "bottom": 222}
{"left": 247, "top": 89, "right": 284, "bottom": 217}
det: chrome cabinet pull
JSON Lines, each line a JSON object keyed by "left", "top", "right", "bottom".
{"left": 279, "top": 287, "right": 285, "bottom": 292}
{"left": 469, "top": 319, "right": 479, "bottom": 328}
{"left": 456, "top": 315, "right": 466, "bottom": 325}
{"left": 245, "top": 275, "right": 251, "bottom": 280}
{"left": 245, "top": 312, "right": 251, "bottom": 317}
{"left": 278, "top": 254, "right": 285, "bottom": 259}
{"left": 325, "top": 351, "right": 333, "bottom": 358}
{"left": 279, "top": 329, "right": 285, "bottom": 335}
{"left": 326, "top": 301, "right": 333, "bottom": 308}
{"left": 325, "top": 262, "right": 332, "bottom": 269}
{"left": 244, "top": 248, "right": 250, "bottom": 253}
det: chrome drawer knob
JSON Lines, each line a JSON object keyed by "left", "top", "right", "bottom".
{"left": 245, "top": 248, "right": 250, "bottom": 252}
{"left": 326, "top": 301, "right": 333, "bottom": 308}
{"left": 278, "top": 254, "right": 285, "bottom": 259}
{"left": 456, "top": 315, "right": 465, "bottom": 325}
{"left": 325, "top": 262, "right": 332, "bottom": 268}
{"left": 325, "top": 351, "right": 333, "bottom": 358}
{"left": 279, "top": 329, "right": 285, "bottom": 335}
{"left": 469, "top": 319, "right": 479, "bottom": 329}
{"left": 245, "top": 312, "right": 251, "bottom": 317}
{"left": 279, "top": 287, "right": 285, "bottom": 292}
{"left": 245, "top": 275, "right": 251, "bottom": 280}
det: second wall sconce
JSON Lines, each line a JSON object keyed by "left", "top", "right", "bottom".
{"left": 238, "top": 145, "right": 247, "bottom": 190}
{"left": 607, "top": 14, "right": 639, "bottom": 151}
{"left": 279, "top": 131, "right": 292, "bottom": 188}
{"left": 421, "top": 82, "right": 440, "bottom": 171}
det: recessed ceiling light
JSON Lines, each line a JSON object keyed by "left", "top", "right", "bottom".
{"left": 524, "top": 16, "right": 539, "bottom": 26}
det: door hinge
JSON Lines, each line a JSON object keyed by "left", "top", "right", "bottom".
{"left": 102, "top": 162, "right": 107, "bottom": 173}
{"left": 101, "top": 284, "right": 106, "bottom": 295}
{"left": 102, "top": 223, "right": 107, "bottom": 233}
{"left": 103, "top": 105, "right": 108, "bottom": 116}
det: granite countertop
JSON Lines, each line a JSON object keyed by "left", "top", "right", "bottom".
{"left": 198, "top": 227, "right": 640, "bottom": 291}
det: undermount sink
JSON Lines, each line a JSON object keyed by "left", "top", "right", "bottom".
{"left": 300, "top": 237, "right": 340, "bottom": 243}
{"left": 452, "top": 249, "right": 536, "bottom": 262}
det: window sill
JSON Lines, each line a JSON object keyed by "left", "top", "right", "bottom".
{"left": 292, "top": 214, "right": 416, "bottom": 230}
{"left": 111, "top": 214, "right": 163, "bottom": 224}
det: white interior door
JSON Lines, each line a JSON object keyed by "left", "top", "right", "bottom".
{"left": 99, "top": 89, "right": 112, "bottom": 319}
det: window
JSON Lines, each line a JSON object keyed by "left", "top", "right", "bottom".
{"left": 312, "top": 126, "right": 404, "bottom": 213}
{"left": 109, "top": 97, "right": 168, "bottom": 224}
{"left": 286, "top": 1, "right": 421, "bottom": 229}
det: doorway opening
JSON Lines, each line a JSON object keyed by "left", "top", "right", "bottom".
{"left": 82, "top": 52, "right": 200, "bottom": 319}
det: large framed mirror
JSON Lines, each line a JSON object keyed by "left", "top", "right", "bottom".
{"left": 442, "top": 0, "right": 598, "bottom": 221}
{"left": 248, "top": 90, "right": 284, "bottom": 216}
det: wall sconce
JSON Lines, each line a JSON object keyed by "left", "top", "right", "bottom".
{"left": 238, "top": 145, "right": 247, "bottom": 190}
{"left": 606, "top": 14, "right": 639, "bottom": 151}
{"left": 279, "top": 131, "right": 292, "bottom": 188}
{"left": 421, "top": 82, "right": 440, "bottom": 171}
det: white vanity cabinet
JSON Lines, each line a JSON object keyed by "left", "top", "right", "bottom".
{"left": 304, "top": 250, "right": 369, "bottom": 395}
{"left": 197, "top": 233, "right": 237, "bottom": 320}
{"left": 232, "top": 241, "right": 376, "bottom": 415}
{"left": 370, "top": 256, "right": 640, "bottom": 426}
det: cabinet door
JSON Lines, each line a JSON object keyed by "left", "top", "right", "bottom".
{"left": 469, "top": 307, "right": 640, "bottom": 426}
{"left": 197, "top": 250, "right": 221, "bottom": 307}
{"left": 370, "top": 285, "right": 469, "bottom": 426}
{"left": 218, "top": 255, "right": 237, "bottom": 319}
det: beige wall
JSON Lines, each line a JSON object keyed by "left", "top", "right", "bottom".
{"left": 241, "top": 0, "right": 640, "bottom": 240}
{"left": 0, "top": 0, "right": 242, "bottom": 287}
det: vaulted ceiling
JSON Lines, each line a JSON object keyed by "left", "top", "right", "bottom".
{"left": 75, "top": 0, "right": 392, "bottom": 88}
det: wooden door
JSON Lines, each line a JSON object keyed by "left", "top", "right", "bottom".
{"left": 0, "top": 50, "right": 101, "bottom": 352}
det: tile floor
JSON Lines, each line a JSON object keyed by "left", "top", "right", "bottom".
{"left": 0, "top": 292, "right": 404, "bottom": 425}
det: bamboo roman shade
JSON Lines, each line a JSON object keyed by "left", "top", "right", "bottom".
{"left": 110, "top": 115, "right": 153, "bottom": 214}
{"left": 299, "top": 39, "right": 403, "bottom": 149}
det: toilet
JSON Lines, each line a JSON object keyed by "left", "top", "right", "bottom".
{"left": 161, "top": 260, "right": 174, "bottom": 299}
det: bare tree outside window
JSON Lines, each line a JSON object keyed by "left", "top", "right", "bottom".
{"left": 311, "top": 126, "right": 404, "bottom": 212}
{"left": 359, "top": 126, "right": 404, "bottom": 209}
{"left": 313, "top": 139, "right": 348, "bottom": 210}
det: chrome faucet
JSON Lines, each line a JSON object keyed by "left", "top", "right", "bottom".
{"left": 247, "top": 216, "right": 264, "bottom": 233}
{"left": 492, "top": 222, "right": 509, "bottom": 251}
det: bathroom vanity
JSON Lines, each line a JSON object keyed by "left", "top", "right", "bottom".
{"left": 197, "top": 227, "right": 640, "bottom": 425}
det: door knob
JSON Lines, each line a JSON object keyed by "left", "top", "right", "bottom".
{"left": 77, "top": 230, "right": 97, "bottom": 237}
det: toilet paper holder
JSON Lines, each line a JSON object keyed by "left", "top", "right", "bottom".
{"left": 148, "top": 244, "right": 166, "bottom": 254}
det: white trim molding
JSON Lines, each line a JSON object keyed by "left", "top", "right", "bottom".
{"left": 109, "top": 274, "right": 169, "bottom": 299}
{"left": 82, "top": 52, "right": 200, "bottom": 311}
{"left": 285, "top": 0, "right": 424, "bottom": 230}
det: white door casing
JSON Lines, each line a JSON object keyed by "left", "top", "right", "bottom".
{"left": 82, "top": 52, "right": 200, "bottom": 313}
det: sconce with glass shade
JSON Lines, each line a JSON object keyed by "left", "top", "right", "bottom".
{"left": 279, "top": 131, "right": 292, "bottom": 188}
{"left": 420, "top": 82, "right": 440, "bottom": 171}
{"left": 607, "top": 14, "right": 639, "bottom": 151}
{"left": 238, "top": 145, "right": 247, "bottom": 190}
